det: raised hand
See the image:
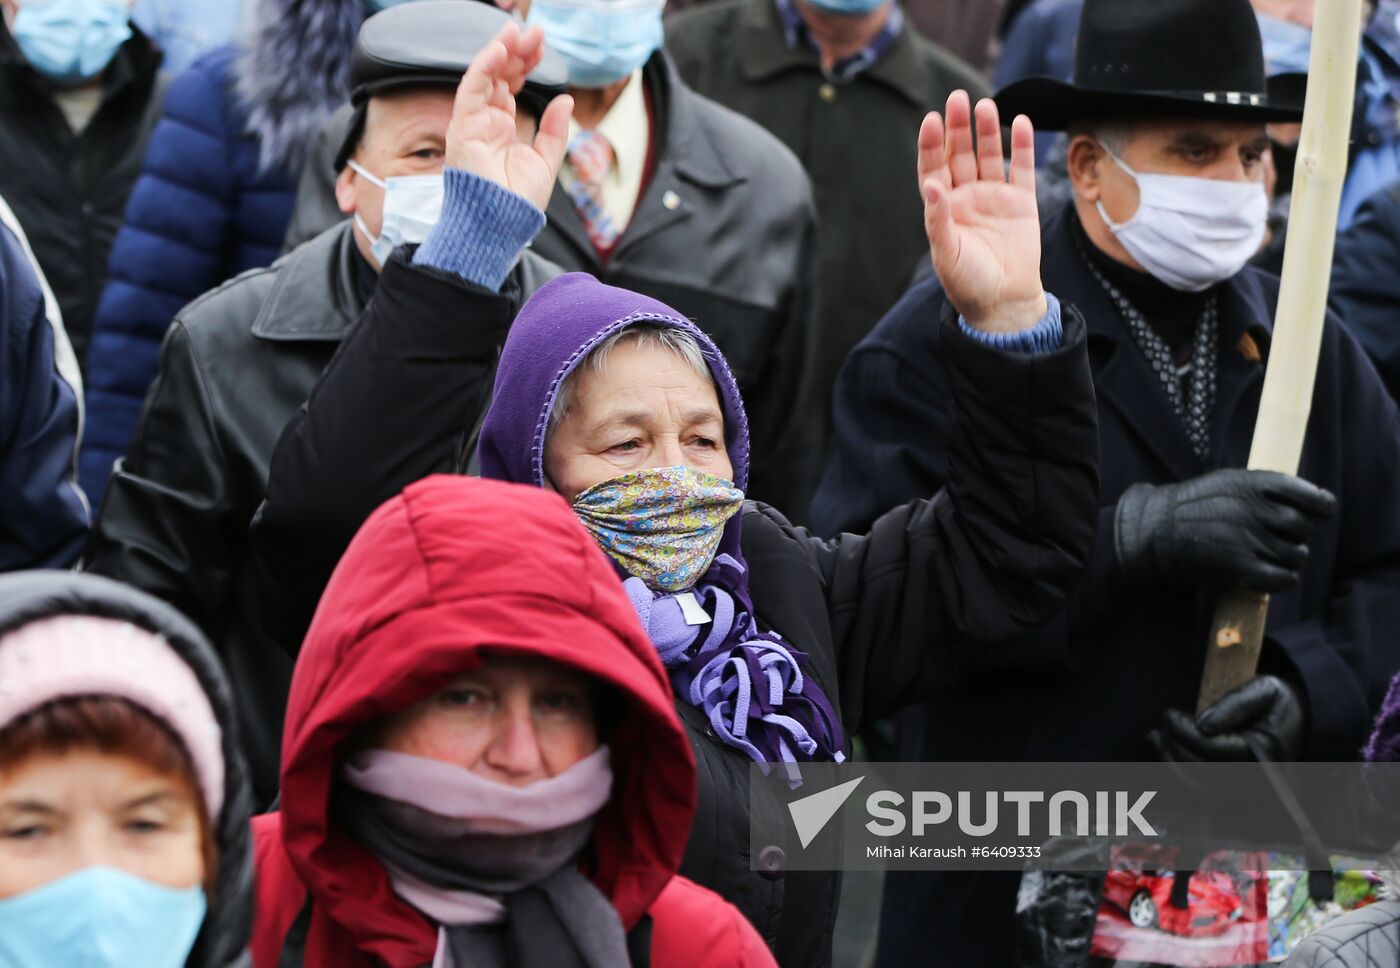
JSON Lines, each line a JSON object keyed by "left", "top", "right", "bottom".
{"left": 445, "top": 22, "right": 573, "bottom": 211}
{"left": 921, "top": 91, "right": 1046, "bottom": 333}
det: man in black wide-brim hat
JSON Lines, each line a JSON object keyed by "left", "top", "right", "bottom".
{"left": 812, "top": 0, "right": 1400, "bottom": 963}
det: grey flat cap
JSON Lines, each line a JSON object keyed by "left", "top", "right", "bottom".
{"left": 351, "top": 0, "right": 567, "bottom": 106}
{"left": 334, "top": 0, "right": 568, "bottom": 169}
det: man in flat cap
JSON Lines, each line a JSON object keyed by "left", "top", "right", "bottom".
{"left": 88, "top": 0, "right": 569, "bottom": 805}
{"left": 812, "top": 0, "right": 1400, "bottom": 963}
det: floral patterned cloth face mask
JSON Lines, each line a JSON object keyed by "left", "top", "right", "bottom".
{"left": 570, "top": 465, "right": 745, "bottom": 592}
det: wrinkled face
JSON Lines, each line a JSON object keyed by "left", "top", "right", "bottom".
{"left": 543, "top": 339, "right": 733, "bottom": 502}
{"left": 336, "top": 87, "right": 540, "bottom": 270}
{"left": 0, "top": 751, "right": 204, "bottom": 899}
{"left": 1070, "top": 118, "right": 1270, "bottom": 270}
{"left": 368, "top": 656, "right": 599, "bottom": 787}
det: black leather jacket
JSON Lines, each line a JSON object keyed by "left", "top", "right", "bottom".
{"left": 87, "top": 222, "right": 559, "bottom": 803}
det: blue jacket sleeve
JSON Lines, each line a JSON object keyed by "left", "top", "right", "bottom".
{"left": 995, "top": 0, "right": 1081, "bottom": 86}
{"left": 1331, "top": 181, "right": 1400, "bottom": 403}
{"left": 82, "top": 47, "right": 247, "bottom": 508}
{"left": 0, "top": 228, "right": 88, "bottom": 569}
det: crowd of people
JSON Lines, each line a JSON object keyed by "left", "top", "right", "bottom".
{"left": 6, "top": 0, "right": 1400, "bottom": 965}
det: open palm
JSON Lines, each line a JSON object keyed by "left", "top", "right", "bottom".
{"left": 922, "top": 92, "right": 1046, "bottom": 334}
{"left": 446, "top": 23, "right": 572, "bottom": 212}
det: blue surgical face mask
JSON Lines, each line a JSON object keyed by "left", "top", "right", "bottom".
{"left": 0, "top": 866, "right": 207, "bottom": 968}
{"left": 11, "top": 0, "right": 132, "bottom": 84}
{"left": 1256, "top": 12, "right": 1312, "bottom": 76}
{"left": 347, "top": 160, "right": 445, "bottom": 268}
{"left": 802, "top": 0, "right": 888, "bottom": 16}
{"left": 526, "top": 0, "right": 664, "bottom": 90}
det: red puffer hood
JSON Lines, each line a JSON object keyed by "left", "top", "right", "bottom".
{"left": 278, "top": 475, "right": 697, "bottom": 966}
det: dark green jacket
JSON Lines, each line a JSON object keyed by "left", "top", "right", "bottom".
{"left": 666, "top": 0, "right": 989, "bottom": 398}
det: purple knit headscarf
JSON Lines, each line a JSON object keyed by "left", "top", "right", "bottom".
{"left": 478, "top": 274, "right": 844, "bottom": 777}
{"left": 1366, "top": 671, "right": 1400, "bottom": 763}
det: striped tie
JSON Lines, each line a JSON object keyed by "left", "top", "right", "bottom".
{"left": 566, "top": 129, "right": 620, "bottom": 252}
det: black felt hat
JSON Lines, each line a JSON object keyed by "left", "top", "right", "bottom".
{"left": 335, "top": 0, "right": 568, "bottom": 169}
{"left": 994, "top": 0, "right": 1306, "bottom": 131}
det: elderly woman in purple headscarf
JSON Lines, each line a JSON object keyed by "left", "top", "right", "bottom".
{"left": 251, "top": 22, "right": 1100, "bottom": 965}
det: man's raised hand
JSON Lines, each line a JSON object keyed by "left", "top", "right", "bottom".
{"left": 921, "top": 92, "right": 1047, "bottom": 334}
{"left": 445, "top": 22, "right": 573, "bottom": 211}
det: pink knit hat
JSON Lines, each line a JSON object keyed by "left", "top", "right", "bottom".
{"left": 0, "top": 615, "right": 224, "bottom": 819}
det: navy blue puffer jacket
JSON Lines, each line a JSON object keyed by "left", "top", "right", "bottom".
{"left": 83, "top": 0, "right": 366, "bottom": 508}
{"left": 81, "top": 45, "right": 298, "bottom": 504}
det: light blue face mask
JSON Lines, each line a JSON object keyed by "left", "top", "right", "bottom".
{"left": 526, "top": 0, "right": 664, "bottom": 90}
{"left": 0, "top": 866, "right": 207, "bottom": 968}
{"left": 802, "top": 0, "right": 888, "bottom": 16}
{"left": 11, "top": 0, "right": 132, "bottom": 83}
{"left": 1256, "top": 12, "right": 1312, "bottom": 76}
{"left": 347, "top": 160, "right": 445, "bottom": 267}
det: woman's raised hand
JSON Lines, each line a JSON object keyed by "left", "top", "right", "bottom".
{"left": 920, "top": 92, "right": 1047, "bottom": 334}
{"left": 445, "top": 22, "right": 574, "bottom": 211}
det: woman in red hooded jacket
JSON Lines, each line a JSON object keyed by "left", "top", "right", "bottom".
{"left": 249, "top": 474, "right": 773, "bottom": 967}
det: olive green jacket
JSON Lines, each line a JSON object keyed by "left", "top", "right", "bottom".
{"left": 667, "top": 0, "right": 990, "bottom": 400}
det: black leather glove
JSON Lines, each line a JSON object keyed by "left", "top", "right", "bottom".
{"left": 1150, "top": 675, "right": 1305, "bottom": 763}
{"left": 1115, "top": 469, "right": 1336, "bottom": 592}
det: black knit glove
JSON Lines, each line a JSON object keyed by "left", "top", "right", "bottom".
{"left": 1150, "top": 675, "right": 1305, "bottom": 762}
{"left": 1115, "top": 470, "right": 1336, "bottom": 592}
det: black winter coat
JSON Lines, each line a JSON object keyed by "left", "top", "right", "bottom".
{"left": 87, "top": 224, "right": 560, "bottom": 806}
{"left": 814, "top": 208, "right": 1400, "bottom": 967}
{"left": 249, "top": 254, "right": 1100, "bottom": 966}
{"left": 0, "top": 24, "right": 166, "bottom": 361}
{"left": 0, "top": 570, "right": 255, "bottom": 967}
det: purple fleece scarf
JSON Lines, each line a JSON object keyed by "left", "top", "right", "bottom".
{"left": 1367, "top": 671, "right": 1400, "bottom": 763}
{"left": 478, "top": 274, "right": 846, "bottom": 776}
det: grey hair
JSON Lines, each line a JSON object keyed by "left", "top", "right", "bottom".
{"left": 1066, "top": 120, "right": 1135, "bottom": 155}
{"left": 548, "top": 324, "right": 714, "bottom": 432}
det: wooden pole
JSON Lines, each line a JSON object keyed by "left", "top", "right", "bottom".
{"left": 1198, "top": 0, "right": 1365, "bottom": 713}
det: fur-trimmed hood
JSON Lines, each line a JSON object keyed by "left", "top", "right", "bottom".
{"left": 236, "top": 0, "right": 365, "bottom": 176}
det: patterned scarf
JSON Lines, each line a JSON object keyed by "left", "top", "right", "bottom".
{"left": 1077, "top": 234, "right": 1220, "bottom": 463}
{"left": 623, "top": 554, "right": 845, "bottom": 786}
{"left": 571, "top": 466, "right": 743, "bottom": 593}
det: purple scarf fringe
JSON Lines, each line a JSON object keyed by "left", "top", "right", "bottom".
{"left": 624, "top": 555, "right": 845, "bottom": 786}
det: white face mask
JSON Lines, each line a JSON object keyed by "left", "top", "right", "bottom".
{"left": 347, "top": 160, "right": 444, "bottom": 267}
{"left": 1095, "top": 147, "right": 1268, "bottom": 292}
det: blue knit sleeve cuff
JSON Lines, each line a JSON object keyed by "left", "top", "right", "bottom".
{"left": 957, "top": 292, "right": 1063, "bottom": 354}
{"left": 412, "top": 168, "right": 546, "bottom": 291}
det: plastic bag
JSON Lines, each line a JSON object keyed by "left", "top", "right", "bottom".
{"left": 1015, "top": 846, "right": 1382, "bottom": 967}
